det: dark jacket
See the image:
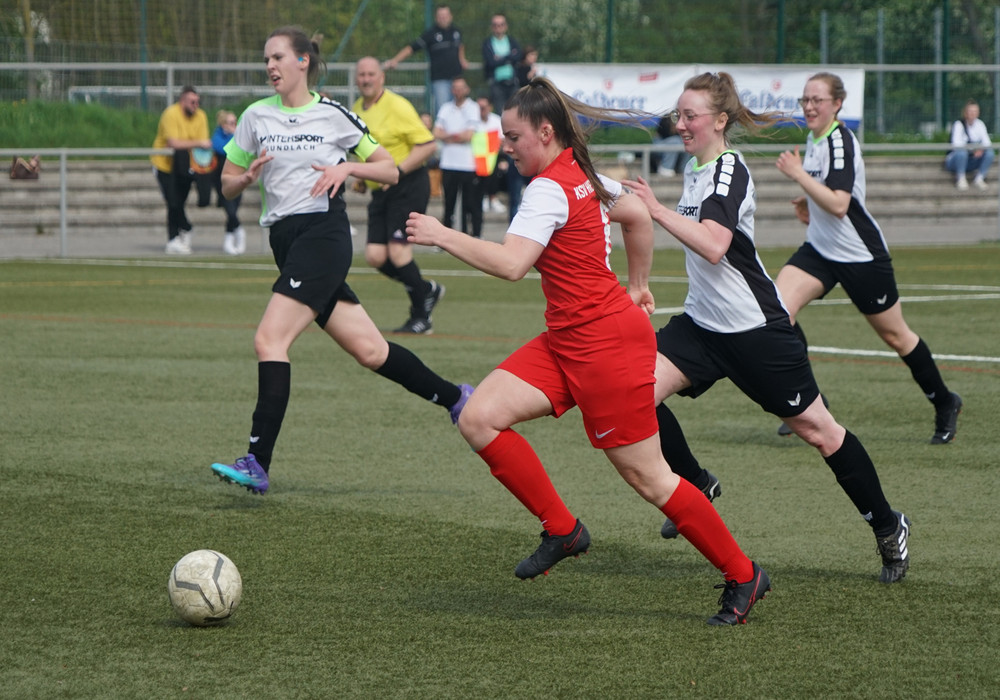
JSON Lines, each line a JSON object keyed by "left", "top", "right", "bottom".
{"left": 482, "top": 35, "right": 523, "bottom": 82}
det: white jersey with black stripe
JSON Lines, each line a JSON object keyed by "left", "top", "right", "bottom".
{"left": 678, "top": 151, "right": 788, "bottom": 334}
{"left": 226, "top": 93, "right": 376, "bottom": 227}
{"left": 802, "top": 122, "right": 889, "bottom": 263}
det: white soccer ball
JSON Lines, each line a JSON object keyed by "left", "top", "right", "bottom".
{"left": 167, "top": 549, "right": 243, "bottom": 626}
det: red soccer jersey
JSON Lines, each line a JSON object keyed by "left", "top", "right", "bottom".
{"left": 509, "top": 148, "right": 635, "bottom": 330}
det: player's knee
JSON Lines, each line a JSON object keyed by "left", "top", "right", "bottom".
{"left": 353, "top": 338, "right": 389, "bottom": 370}
{"left": 880, "top": 328, "right": 912, "bottom": 354}
{"left": 253, "top": 328, "right": 286, "bottom": 361}
{"left": 783, "top": 415, "right": 827, "bottom": 450}
{"left": 456, "top": 399, "right": 494, "bottom": 446}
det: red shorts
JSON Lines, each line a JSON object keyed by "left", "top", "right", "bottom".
{"left": 498, "top": 304, "right": 658, "bottom": 448}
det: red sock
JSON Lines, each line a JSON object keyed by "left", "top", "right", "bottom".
{"left": 662, "top": 479, "right": 754, "bottom": 582}
{"left": 478, "top": 429, "right": 577, "bottom": 535}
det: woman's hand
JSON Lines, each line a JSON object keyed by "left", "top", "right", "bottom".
{"left": 244, "top": 149, "right": 273, "bottom": 185}
{"left": 405, "top": 212, "right": 446, "bottom": 247}
{"left": 310, "top": 161, "right": 353, "bottom": 199}
{"left": 775, "top": 145, "right": 806, "bottom": 182}
{"left": 791, "top": 195, "right": 810, "bottom": 224}
{"left": 619, "top": 176, "right": 660, "bottom": 217}
{"left": 628, "top": 286, "right": 656, "bottom": 316}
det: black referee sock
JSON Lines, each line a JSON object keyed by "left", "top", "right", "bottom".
{"left": 375, "top": 342, "right": 460, "bottom": 408}
{"left": 902, "top": 338, "right": 951, "bottom": 408}
{"left": 248, "top": 361, "right": 291, "bottom": 473}
{"left": 394, "top": 261, "right": 431, "bottom": 316}
{"left": 823, "top": 430, "right": 895, "bottom": 535}
{"left": 656, "top": 402, "right": 708, "bottom": 485}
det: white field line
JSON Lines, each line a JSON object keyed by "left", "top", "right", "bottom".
{"left": 18, "top": 260, "right": 1000, "bottom": 294}
{"left": 10, "top": 258, "right": 1000, "bottom": 364}
{"left": 807, "top": 345, "right": 1000, "bottom": 363}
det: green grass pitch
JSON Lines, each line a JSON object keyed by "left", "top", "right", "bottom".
{"left": 2, "top": 244, "right": 998, "bottom": 697}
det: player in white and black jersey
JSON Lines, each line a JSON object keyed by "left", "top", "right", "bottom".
{"left": 209, "top": 26, "right": 473, "bottom": 496}
{"left": 624, "top": 72, "right": 911, "bottom": 584}
{"left": 775, "top": 72, "right": 961, "bottom": 445}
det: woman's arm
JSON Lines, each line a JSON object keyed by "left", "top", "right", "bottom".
{"left": 608, "top": 190, "right": 655, "bottom": 314}
{"left": 221, "top": 149, "right": 272, "bottom": 200}
{"left": 775, "top": 144, "right": 850, "bottom": 219}
{"left": 621, "top": 176, "right": 733, "bottom": 264}
{"left": 310, "top": 145, "right": 398, "bottom": 199}
{"left": 405, "top": 213, "right": 543, "bottom": 281}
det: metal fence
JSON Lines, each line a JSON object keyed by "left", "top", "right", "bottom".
{"left": 3, "top": 141, "right": 988, "bottom": 258}
{"left": 0, "top": 61, "right": 427, "bottom": 117}
{"left": 4, "top": 60, "right": 1000, "bottom": 138}
{"left": 3, "top": 2, "right": 1000, "bottom": 134}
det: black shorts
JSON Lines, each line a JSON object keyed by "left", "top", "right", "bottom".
{"left": 366, "top": 167, "right": 431, "bottom": 245}
{"left": 268, "top": 206, "right": 360, "bottom": 328}
{"left": 786, "top": 242, "right": 899, "bottom": 315}
{"left": 656, "top": 313, "right": 820, "bottom": 418}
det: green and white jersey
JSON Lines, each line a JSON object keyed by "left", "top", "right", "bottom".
{"left": 226, "top": 92, "right": 379, "bottom": 227}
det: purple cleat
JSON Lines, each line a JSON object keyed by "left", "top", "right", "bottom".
{"left": 211, "top": 454, "right": 269, "bottom": 495}
{"left": 450, "top": 383, "right": 474, "bottom": 425}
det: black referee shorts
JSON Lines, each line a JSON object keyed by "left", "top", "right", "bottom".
{"left": 366, "top": 166, "right": 431, "bottom": 245}
{"left": 656, "top": 313, "right": 821, "bottom": 419}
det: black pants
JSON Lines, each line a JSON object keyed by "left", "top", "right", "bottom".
{"left": 211, "top": 158, "right": 242, "bottom": 233}
{"left": 441, "top": 169, "right": 482, "bottom": 238}
{"left": 155, "top": 167, "right": 193, "bottom": 240}
{"left": 155, "top": 150, "right": 213, "bottom": 240}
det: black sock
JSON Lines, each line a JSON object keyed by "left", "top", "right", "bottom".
{"left": 377, "top": 261, "right": 403, "bottom": 282}
{"left": 394, "top": 261, "right": 430, "bottom": 316}
{"left": 901, "top": 338, "right": 951, "bottom": 408}
{"left": 823, "top": 430, "right": 895, "bottom": 535}
{"left": 375, "top": 342, "right": 460, "bottom": 407}
{"left": 248, "top": 361, "right": 291, "bottom": 472}
{"left": 656, "top": 403, "right": 707, "bottom": 485}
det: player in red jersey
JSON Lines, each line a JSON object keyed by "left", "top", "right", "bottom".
{"left": 405, "top": 76, "right": 769, "bottom": 625}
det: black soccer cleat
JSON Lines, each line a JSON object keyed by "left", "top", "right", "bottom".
{"left": 876, "top": 511, "right": 910, "bottom": 584}
{"left": 515, "top": 519, "right": 590, "bottom": 580}
{"left": 392, "top": 315, "right": 432, "bottom": 335}
{"left": 930, "top": 392, "right": 962, "bottom": 444}
{"left": 661, "top": 471, "right": 721, "bottom": 539}
{"left": 423, "top": 280, "right": 445, "bottom": 319}
{"left": 707, "top": 561, "right": 771, "bottom": 626}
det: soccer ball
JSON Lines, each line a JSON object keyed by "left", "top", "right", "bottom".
{"left": 167, "top": 549, "right": 243, "bottom": 626}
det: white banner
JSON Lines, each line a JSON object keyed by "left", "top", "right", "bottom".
{"left": 536, "top": 64, "right": 865, "bottom": 130}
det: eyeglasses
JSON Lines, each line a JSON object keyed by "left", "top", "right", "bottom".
{"left": 798, "top": 97, "right": 833, "bottom": 107}
{"left": 668, "top": 109, "right": 717, "bottom": 124}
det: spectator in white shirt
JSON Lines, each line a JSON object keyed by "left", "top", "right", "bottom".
{"left": 434, "top": 77, "right": 481, "bottom": 236}
{"left": 945, "top": 99, "right": 995, "bottom": 190}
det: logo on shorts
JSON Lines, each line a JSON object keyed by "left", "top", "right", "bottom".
{"left": 595, "top": 428, "right": 616, "bottom": 439}
{"left": 876, "top": 294, "right": 888, "bottom": 305}
{"left": 289, "top": 278, "right": 302, "bottom": 289}
{"left": 787, "top": 393, "right": 802, "bottom": 407}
